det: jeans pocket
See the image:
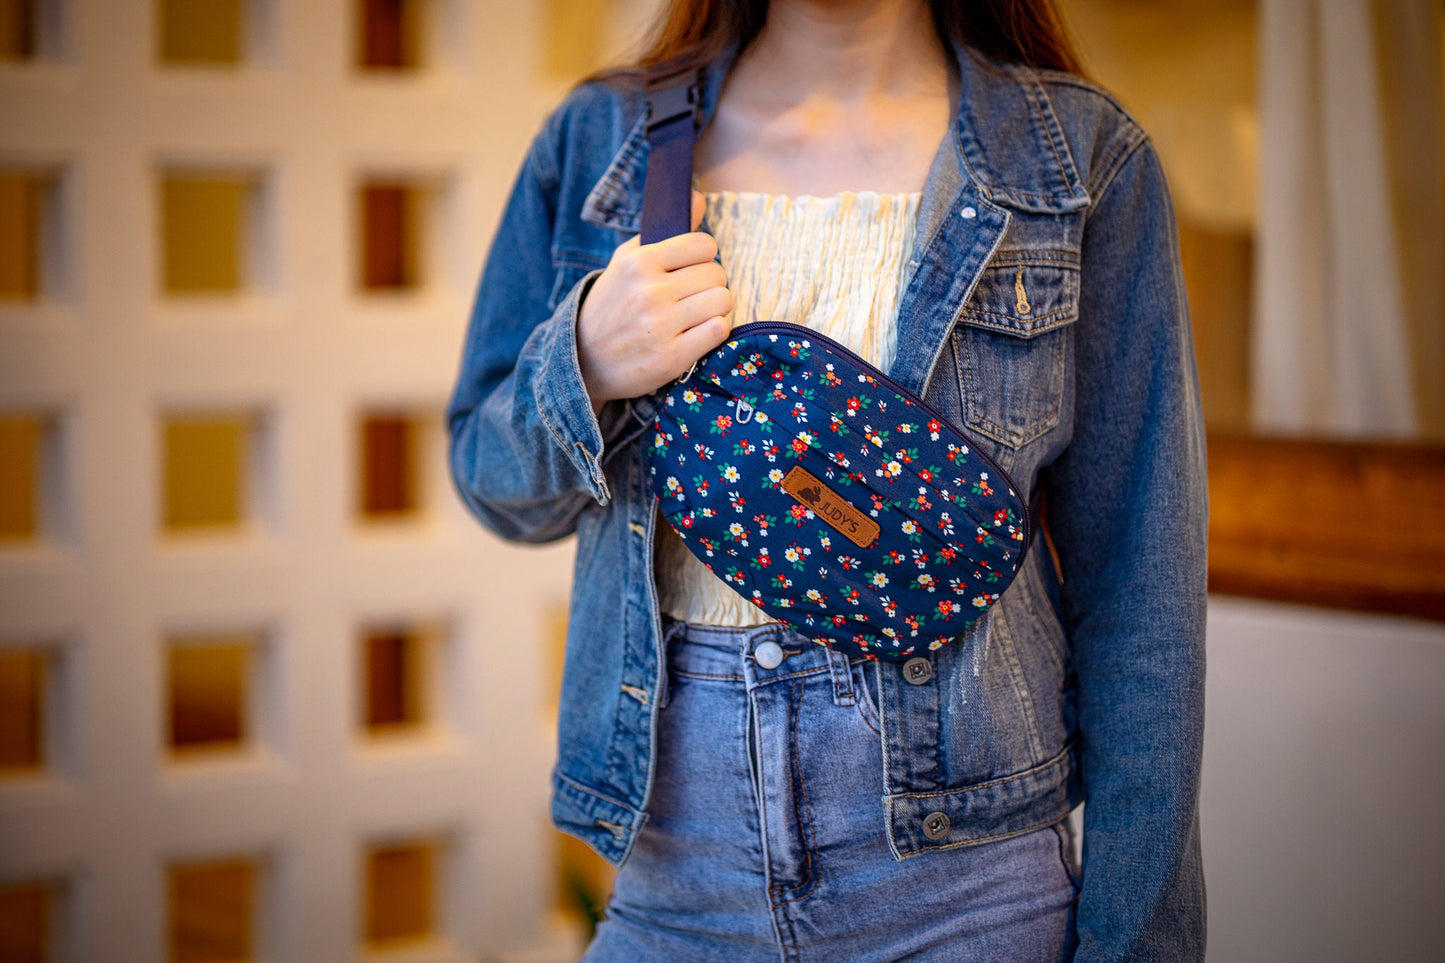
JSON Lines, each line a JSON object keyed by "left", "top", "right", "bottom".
{"left": 1051, "top": 818, "right": 1082, "bottom": 893}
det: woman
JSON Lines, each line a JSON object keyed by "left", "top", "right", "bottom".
{"left": 448, "top": 1, "right": 1207, "bottom": 959}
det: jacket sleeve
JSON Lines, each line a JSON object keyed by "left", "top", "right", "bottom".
{"left": 447, "top": 117, "right": 639, "bottom": 543}
{"left": 1039, "top": 139, "right": 1208, "bottom": 961}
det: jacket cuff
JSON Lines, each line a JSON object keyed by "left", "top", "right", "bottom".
{"left": 534, "top": 269, "right": 615, "bottom": 504}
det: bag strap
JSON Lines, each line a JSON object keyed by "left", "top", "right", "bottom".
{"left": 641, "top": 66, "right": 701, "bottom": 244}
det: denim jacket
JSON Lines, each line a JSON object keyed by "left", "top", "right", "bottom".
{"left": 449, "top": 44, "right": 1207, "bottom": 962}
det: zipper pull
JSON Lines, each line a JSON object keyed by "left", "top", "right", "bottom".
{"left": 1014, "top": 268, "right": 1031, "bottom": 316}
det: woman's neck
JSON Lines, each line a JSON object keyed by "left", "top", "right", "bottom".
{"left": 740, "top": 0, "right": 949, "bottom": 106}
{"left": 695, "top": 0, "right": 954, "bottom": 197}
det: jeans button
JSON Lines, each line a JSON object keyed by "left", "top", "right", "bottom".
{"left": 754, "top": 640, "right": 785, "bottom": 669}
{"left": 923, "top": 811, "right": 951, "bottom": 840}
{"left": 902, "top": 657, "right": 933, "bottom": 685}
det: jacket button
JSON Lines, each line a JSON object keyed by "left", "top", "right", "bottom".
{"left": 902, "top": 657, "right": 933, "bottom": 685}
{"left": 754, "top": 640, "right": 785, "bottom": 669}
{"left": 923, "top": 811, "right": 951, "bottom": 840}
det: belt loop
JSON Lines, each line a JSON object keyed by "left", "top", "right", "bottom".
{"left": 826, "top": 646, "right": 856, "bottom": 707}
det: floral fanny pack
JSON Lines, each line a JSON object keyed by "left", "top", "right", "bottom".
{"left": 641, "top": 68, "right": 1034, "bottom": 661}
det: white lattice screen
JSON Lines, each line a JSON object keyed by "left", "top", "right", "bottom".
{"left": 0, "top": 1, "right": 658, "bottom": 960}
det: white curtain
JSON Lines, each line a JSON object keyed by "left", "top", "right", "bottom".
{"left": 1254, "top": 0, "right": 1440, "bottom": 438}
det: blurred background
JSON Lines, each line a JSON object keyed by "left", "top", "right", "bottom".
{"left": 0, "top": 1, "right": 1441, "bottom": 961}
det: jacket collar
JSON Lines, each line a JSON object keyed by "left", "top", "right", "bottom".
{"left": 582, "top": 41, "right": 1089, "bottom": 235}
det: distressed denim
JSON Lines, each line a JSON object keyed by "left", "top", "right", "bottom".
{"left": 584, "top": 621, "right": 1079, "bottom": 963}
{"left": 448, "top": 42, "right": 1207, "bottom": 962}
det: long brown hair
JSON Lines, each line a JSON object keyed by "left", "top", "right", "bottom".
{"left": 632, "top": 0, "right": 1083, "bottom": 75}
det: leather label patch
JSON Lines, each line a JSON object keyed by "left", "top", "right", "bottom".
{"left": 782, "top": 466, "right": 880, "bottom": 549}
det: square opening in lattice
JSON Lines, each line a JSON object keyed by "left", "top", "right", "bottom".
{"left": 0, "top": 171, "right": 43, "bottom": 298}
{"left": 0, "top": 0, "right": 35, "bottom": 59}
{"left": 0, "top": 648, "right": 47, "bottom": 776}
{"left": 0, "top": 172, "right": 39, "bottom": 299}
{"left": 0, "top": 413, "right": 56, "bottom": 544}
{"left": 357, "top": 0, "right": 422, "bottom": 70}
{"left": 0, "top": 169, "right": 63, "bottom": 301}
{"left": 167, "top": 858, "right": 259, "bottom": 963}
{"left": 363, "top": 839, "right": 439, "bottom": 947}
{"left": 360, "top": 623, "right": 438, "bottom": 734}
{"left": 167, "top": 635, "right": 255, "bottom": 754}
{"left": 0, "top": 880, "right": 59, "bottom": 963}
{"left": 357, "top": 411, "right": 426, "bottom": 520}
{"left": 158, "top": 0, "right": 245, "bottom": 65}
{"left": 0, "top": 0, "right": 60, "bottom": 61}
{"left": 160, "top": 171, "right": 260, "bottom": 294}
{"left": 161, "top": 412, "right": 261, "bottom": 534}
{"left": 357, "top": 180, "right": 436, "bottom": 292}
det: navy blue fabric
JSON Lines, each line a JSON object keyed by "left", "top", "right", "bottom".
{"left": 648, "top": 324, "right": 1030, "bottom": 660}
{"left": 640, "top": 74, "right": 697, "bottom": 244}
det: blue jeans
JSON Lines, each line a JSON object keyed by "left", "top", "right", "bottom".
{"left": 583, "top": 621, "right": 1080, "bottom": 962}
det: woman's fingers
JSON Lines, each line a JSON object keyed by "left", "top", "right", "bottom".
{"left": 673, "top": 316, "right": 732, "bottom": 370}
{"left": 576, "top": 196, "right": 730, "bottom": 405}
{"left": 672, "top": 284, "right": 733, "bottom": 330}
{"left": 662, "top": 260, "right": 728, "bottom": 301}
{"left": 648, "top": 230, "right": 717, "bottom": 272}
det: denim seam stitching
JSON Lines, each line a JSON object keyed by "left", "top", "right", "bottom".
{"left": 991, "top": 601, "right": 1048, "bottom": 761}
{"left": 1052, "top": 821, "right": 1083, "bottom": 891}
{"left": 854, "top": 662, "right": 882, "bottom": 735}
{"left": 888, "top": 741, "right": 1072, "bottom": 800}
{"left": 1015, "top": 65, "right": 1081, "bottom": 200}
{"left": 961, "top": 304, "right": 1076, "bottom": 328}
{"left": 898, "top": 816, "right": 1066, "bottom": 857}
{"left": 986, "top": 249, "right": 1081, "bottom": 267}
{"left": 771, "top": 678, "right": 821, "bottom": 907}
{"left": 668, "top": 669, "right": 746, "bottom": 681}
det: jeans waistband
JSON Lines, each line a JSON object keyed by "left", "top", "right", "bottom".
{"left": 663, "top": 618, "right": 862, "bottom": 688}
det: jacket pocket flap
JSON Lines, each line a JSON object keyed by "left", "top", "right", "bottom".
{"left": 958, "top": 258, "right": 1079, "bottom": 338}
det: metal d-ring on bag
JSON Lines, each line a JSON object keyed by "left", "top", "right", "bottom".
{"left": 641, "top": 68, "right": 1033, "bottom": 661}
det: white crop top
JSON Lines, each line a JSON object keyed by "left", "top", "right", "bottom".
{"left": 655, "top": 190, "right": 923, "bottom": 627}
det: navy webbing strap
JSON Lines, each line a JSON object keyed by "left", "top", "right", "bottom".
{"left": 640, "top": 68, "right": 701, "bottom": 244}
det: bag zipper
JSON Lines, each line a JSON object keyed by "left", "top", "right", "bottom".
{"left": 722, "top": 320, "right": 1032, "bottom": 551}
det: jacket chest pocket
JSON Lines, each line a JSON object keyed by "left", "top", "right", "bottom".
{"left": 951, "top": 257, "right": 1078, "bottom": 449}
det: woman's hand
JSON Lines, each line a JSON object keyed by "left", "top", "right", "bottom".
{"left": 577, "top": 192, "right": 733, "bottom": 412}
